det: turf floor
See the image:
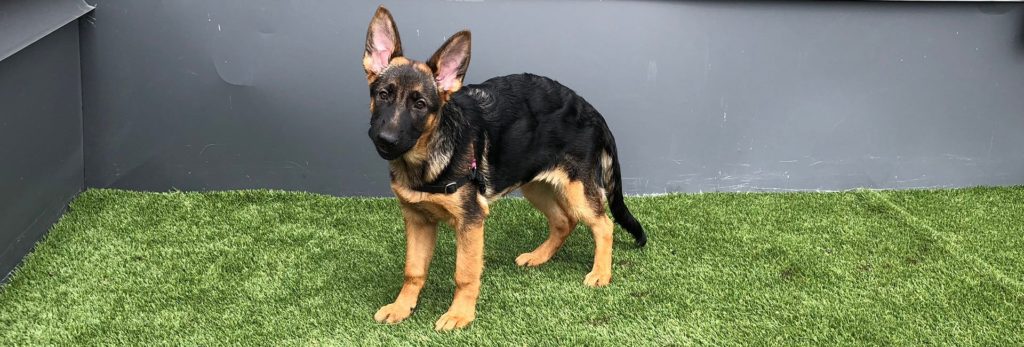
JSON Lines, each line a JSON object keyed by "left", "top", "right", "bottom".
{"left": 1, "top": 187, "right": 1022, "bottom": 345}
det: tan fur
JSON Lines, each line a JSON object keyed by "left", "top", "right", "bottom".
{"left": 392, "top": 184, "right": 464, "bottom": 223}
{"left": 477, "top": 194, "right": 490, "bottom": 216}
{"left": 445, "top": 80, "right": 463, "bottom": 93}
{"left": 436, "top": 218, "right": 483, "bottom": 330}
{"left": 374, "top": 207, "right": 437, "bottom": 324}
{"left": 435, "top": 79, "right": 463, "bottom": 104}
{"left": 515, "top": 182, "right": 578, "bottom": 266}
{"left": 515, "top": 174, "right": 614, "bottom": 286}
{"left": 487, "top": 185, "right": 519, "bottom": 203}
{"left": 390, "top": 56, "right": 411, "bottom": 66}
{"left": 422, "top": 151, "right": 447, "bottom": 185}
{"left": 600, "top": 151, "right": 613, "bottom": 187}
{"left": 532, "top": 168, "right": 571, "bottom": 188}
{"left": 414, "top": 62, "right": 433, "bottom": 75}
{"left": 479, "top": 136, "right": 494, "bottom": 195}
{"left": 560, "top": 179, "right": 614, "bottom": 287}
{"left": 386, "top": 182, "right": 488, "bottom": 330}
{"left": 364, "top": 56, "right": 411, "bottom": 84}
{"left": 437, "top": 86, "right": 459, "bottom": 104}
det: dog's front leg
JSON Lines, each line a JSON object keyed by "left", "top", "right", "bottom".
{"left": 375, "top": 206, "right": 438, "bottom": 324}
{"left": 434, "top": 219, "right": 484, "bottom": 331}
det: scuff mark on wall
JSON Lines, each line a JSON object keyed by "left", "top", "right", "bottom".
{"left": 646, "top": 59, "right": 657, "bottom": 82}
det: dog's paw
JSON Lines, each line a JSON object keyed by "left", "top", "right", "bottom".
{"left": 374, "top": 303, "right": 414, "bottom": 324}
{"left": 434, "top": 310, "right": 475, "bottom": 331}
{"left": 515, "top": 251, "right": 551, "bottom": 267}
{"left": 583, "top": 270, "right": 612, "bottom": 287}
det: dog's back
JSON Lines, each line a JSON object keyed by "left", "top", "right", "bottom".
{"left": 453, "top": 73, "right": 647, "bottom": 246}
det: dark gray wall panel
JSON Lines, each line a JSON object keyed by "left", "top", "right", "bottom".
{"left": 81, "top": 1, "right": 1024, "bottom": 196}
{"left": 0, "top": 23, "right": 84, "bottom": 281}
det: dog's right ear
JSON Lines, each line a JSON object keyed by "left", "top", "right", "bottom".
{"left": 362, "top": 6, "right": 403, "bottom": 80}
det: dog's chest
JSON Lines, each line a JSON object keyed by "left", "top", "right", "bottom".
{"left": 391, "top": 183, "right": 487, "bottom": 224}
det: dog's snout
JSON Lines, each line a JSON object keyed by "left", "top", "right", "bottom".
{"left": 369, "top": 116, "right": 413, "bottom": 160}
{"left": 376, "top": 130, "right": 400, "bottom": 147}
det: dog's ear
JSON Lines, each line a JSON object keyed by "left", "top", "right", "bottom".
{"left": 427, "top": 31, "right": 471, "bottom": 93}
{"left": 363, "top": 6, "right": 403, "bottom": 79}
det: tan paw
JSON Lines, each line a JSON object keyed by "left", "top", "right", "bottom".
{"left": 374, "top": 303, "right": 413, "bottom": 324}
{"left": 515, "top": 251, "right": 552, "bottom": 267}
{"left": 583, "top": 270, "right": 612, "bottom": 287}
{"left": 434, "top": 310, "right": 475, "bottom": 331}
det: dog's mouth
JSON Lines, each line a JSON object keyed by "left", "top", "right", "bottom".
{"left": 374, "top": 143, "right": 404, "bottom": 161}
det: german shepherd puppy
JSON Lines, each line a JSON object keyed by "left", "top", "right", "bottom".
{"left": 362, "top": 6, "right": 647, "bottom": 331}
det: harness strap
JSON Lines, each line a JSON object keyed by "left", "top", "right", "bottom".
{"left": 412, "top": 158, "right": 479, "bottom": 194}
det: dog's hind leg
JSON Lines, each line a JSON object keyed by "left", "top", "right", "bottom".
{"left": 558, "top": 179, "right": 614, "bottom": 287}
{"left": 516, "top": 182, "right": 578, "bottom": 267}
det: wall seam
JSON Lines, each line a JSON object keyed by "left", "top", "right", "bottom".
{"left": 77, "top": 13, "right": 91, "bottom": 190}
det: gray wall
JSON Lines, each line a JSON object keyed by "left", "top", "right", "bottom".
{"left": 0, "top": 23, "right": 85, "bottom": 281}
{"left": 81, "top": 1, "right": 1024, "bottom": 196}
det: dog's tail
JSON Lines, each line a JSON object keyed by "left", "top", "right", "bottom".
{"left": 600, "top": 123, "right": 648, "bottom": 247}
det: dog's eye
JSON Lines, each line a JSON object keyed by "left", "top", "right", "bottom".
{"left": 377, "top": 90, "right": 390, "bottom": 101}
{"left": 413, "top": 99, "right": 427, "bottom": 110}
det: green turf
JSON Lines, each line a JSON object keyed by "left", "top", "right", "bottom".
{"left": 1, "top": 187, "right": 1022, "bottom": 345}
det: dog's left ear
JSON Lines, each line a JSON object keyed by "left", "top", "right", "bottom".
{"left": 363, "top": 6, "right": 403, "bottom": 79}
{"left": 427, "top": 31, "right": 471, "bottom": 93}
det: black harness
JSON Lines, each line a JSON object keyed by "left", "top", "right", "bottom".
{"left": 412, "top": 158, "right": 481, "bottom": 194}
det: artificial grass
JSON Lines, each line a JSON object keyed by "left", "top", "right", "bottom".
{"left": 0, "top": 187, "right": 1022, "bottom": 345}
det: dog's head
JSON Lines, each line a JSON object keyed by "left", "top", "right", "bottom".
{"left": 362, "top": 6, "right": 471, "bottom": 161}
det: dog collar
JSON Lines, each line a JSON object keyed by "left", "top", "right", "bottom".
{"left": 413, "top": 159, "right": 479, "bottom": 194}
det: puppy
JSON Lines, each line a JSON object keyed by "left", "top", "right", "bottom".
{"left": 362, "top": 6, "right": 646, "bottom": 331}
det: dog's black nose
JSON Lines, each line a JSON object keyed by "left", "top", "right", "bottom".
{"left": 376, "top": 131, "right": 400, "bottom": 148}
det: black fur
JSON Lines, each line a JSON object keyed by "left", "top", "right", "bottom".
{"left": 420, "top": 73, "right": 647, "bottom": 246}
{"left": 368, "top": 64, "right": 441, "bottom": 160}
